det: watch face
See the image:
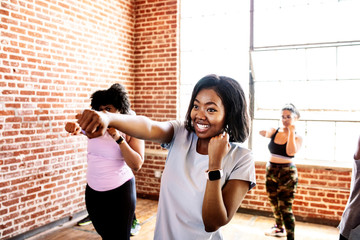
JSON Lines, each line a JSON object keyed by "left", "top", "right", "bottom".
{"left": 208, "top": 170, "right": 221, "bottom": 181}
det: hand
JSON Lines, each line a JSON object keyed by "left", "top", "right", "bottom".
{"left": 259, "top": 130, "right": 266, "bottom": 137}
{"left": 76, "top": 109, "right": 110, "bottom": 138}
{"left": 208, "top": 132, "right": 231, "bottom": 170}
{"left": 287, "top": 124, "right": 296, "bottom": 133}
{"left": 65, "top": 122, "right": 81, "bottom": 135}
{"left": 107, "top": 127, "right": 121, "bottom": 141}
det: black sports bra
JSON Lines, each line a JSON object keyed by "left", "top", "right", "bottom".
{"left": 268, "top": 128, "right": 294, "bottom": 158}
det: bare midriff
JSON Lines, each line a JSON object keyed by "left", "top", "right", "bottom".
{"left": 269, "top": 154, "right": 293, "bottom": 164}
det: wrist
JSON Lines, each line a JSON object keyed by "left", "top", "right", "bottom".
{"left": 116, "top": 135, "right": 125, "bottom": 144}
{"left": 205, "top": 169, "right": 223, "bottom": 181}
{"left": 208, "top": 163, "right": 222, "bottom": 171}
{"left": 107, "top": 113, "right": 113, "bottom": 128}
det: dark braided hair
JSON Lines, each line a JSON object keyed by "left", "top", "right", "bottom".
{"left": 90, "top": 83, "right": 130, "bottom": 114}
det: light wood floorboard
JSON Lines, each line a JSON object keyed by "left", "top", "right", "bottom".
{"left": 28, "top": 198, "right": 340, "bottom": 240}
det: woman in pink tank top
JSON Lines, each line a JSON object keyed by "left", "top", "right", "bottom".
{"left": 65, "top": 83, "right": 144, "bottom": 240}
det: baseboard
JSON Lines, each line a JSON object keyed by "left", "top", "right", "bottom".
{"left": 7, "top": 210, "right": 88, "bottom": 240}
{"left": 237, "top": 208, "right": 340, "bottom": 227}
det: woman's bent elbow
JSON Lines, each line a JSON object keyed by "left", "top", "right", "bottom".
{"left": 204, "top": 220, "right": 227, "bottom": 232}
{"left": 203, "top": 211, "right": 230, "bottom": 232}
{"left": 204, "top": 225, "right": 220, "bottom": 233}
{"left": 131, "top": 161, "right": 143, "bottom": 172}
{"left": 132, "top": 166, "right": 141, "bottom": 172}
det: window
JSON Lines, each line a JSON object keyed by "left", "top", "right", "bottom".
{"left": 251, "top": 0, "right": 360, "bottom": 165}
{"left": 180, "top": 0, "right": 360, "bottom": 166}
{"left": 179, "top": 0, "right": 250, "bottom": 120}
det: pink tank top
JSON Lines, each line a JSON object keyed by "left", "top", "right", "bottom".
{"left": 86, "top": 131, "right": 134, "bottom": 191}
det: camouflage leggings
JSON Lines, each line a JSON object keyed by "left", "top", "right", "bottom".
{"left": 266, "top": 162, "right": 298, "bottom": 240}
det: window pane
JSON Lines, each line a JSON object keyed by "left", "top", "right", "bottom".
{"left": 305, "top": 121, "right": 335, "bottom": 161}
{"left": 306, "top": 48, "right": 337, "bottom": 80}
{"left": 335, "top": 122, "right": 360, "bottom": 163}
{"left": 251, "top": 50, "right": 307, "bottom": 81}
{"left": 338, "top": 45, "right": 360, "bottom": 79}
{"left": 254, "top": 0, "right": 360, "bottom": 46}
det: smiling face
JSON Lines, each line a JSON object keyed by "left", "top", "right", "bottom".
{"left": 190, "top": 88, "right": 226, "bottom": 140}
{"left": 281, "top": 110, "right": 297, "bottom": 127}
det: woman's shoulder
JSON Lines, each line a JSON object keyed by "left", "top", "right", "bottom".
{"left": 161, "top": 120, "right": 191, "bottom": 148}
{"left": 229, "top": 143, "right": 253, "bottom": 157}
{"left": 268, "top": 127, "right": 278, "bottom": 136}
{"left": 226, "top": 143, "right": 256, "bottom": 188}
{"left": 168, "top": 120, "right": 188, "bottom": 134}
{"left": 168, "top": 119, "right": 184, "bottom": 126}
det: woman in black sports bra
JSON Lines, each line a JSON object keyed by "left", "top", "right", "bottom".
{"left": 259, "top": 103, "right": 303, "bottom": 240}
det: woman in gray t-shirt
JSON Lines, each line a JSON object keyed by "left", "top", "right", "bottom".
{"left": 76, "top": 74, "right": 256, "bottom": 239}
{"left": 339, "top": 135, "right": 360, "bottom": 240}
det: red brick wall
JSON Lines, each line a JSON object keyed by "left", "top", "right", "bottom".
{"left": 132, "top": 0, "right": 178, "bottom": 198}
{"left": 241, "top": 162, "right": 350, "bottom": 225}
{"left": 0, "top": 0, "right": 135, "bottom": 239}
{"left": 0, "top": 0, "right": 351, "bottom": 238}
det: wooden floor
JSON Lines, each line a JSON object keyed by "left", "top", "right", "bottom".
{"left": 28, "top": 198, "right": 340, "bottom": 240}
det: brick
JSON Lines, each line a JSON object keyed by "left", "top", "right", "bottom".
{"left": 0, "top": 0, "right": 350, "bottom": 238}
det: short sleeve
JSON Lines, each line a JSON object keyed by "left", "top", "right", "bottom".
{"left": 160, "top": 120, "right": 182, "bottom": 149}
{"left": 227, "top": 148, "right": 256, "bottom": 190}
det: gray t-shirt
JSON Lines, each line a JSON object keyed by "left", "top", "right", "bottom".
{"left": 154, "top": 120, "right": 256, "bottom": 240}
{"left": 339, "top": 159, "right": 360, "bottom": 239}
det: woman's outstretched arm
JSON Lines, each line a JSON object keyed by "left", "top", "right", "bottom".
{"left": 77, "top": 109, "right": 174, "bottom": 144}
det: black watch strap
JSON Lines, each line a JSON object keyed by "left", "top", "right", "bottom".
{"left": 116, "top": 135, "right": 125, "bottom": 144}
{"left": 206, "top": 169, "right": 223, "bottom": 181}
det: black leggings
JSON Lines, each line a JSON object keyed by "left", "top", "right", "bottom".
{"left": 339, "top": 234, "right": 348, "bottom": 240}
{"left": 85, "top": 178, "right": 136, "bottom": 240}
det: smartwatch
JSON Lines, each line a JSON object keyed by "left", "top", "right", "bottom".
{"left": 116, "top": 135, "right": 125, "bottom": 144}
{"left": 206, "top": 169, "right": 223, "bottom": 181}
